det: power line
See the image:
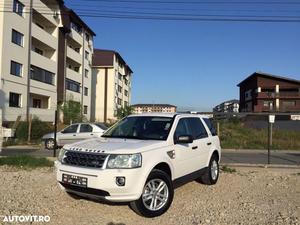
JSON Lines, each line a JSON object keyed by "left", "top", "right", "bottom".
{"left": 1, "top": 10, "right": 299, "bottom": 22}
{"left": 81, "top": 0, "right": 300, "bottom": 5}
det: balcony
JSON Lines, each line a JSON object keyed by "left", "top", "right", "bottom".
{"left": 66, "top": 68, "right": 82, "bottom": 83}
{"left": 257, "top": 92, "right": 300, "bottom": 99}
{"left": 32, "top": 0, "right": 59, "bottom": 26}
{"left": 32, "top": 23, "right": 57, "bottom": 50}
{"left": 69, "top": 29, "right": 83, "bottom": 45}
{"left": 67, "top": 46, "right": 82, "bottom": 64}
{"left": 31, "top": 51, "right": 56, "bottom": 74}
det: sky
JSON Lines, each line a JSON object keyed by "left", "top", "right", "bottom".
{"left": 65, "top": 0, "right": 300, "bottom": 111}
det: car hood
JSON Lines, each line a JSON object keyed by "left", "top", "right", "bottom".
{"left": 42, "top": 132, "right": 55, "bottom": 139}
{"left": 63, "top": 137, "right": 168, "bottom": 154}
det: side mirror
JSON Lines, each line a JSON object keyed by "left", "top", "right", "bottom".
{"left": 175, "top": 135, "right": 194, "bottom": 144}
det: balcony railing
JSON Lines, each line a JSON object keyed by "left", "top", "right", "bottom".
{"left": 257, "top": 92, "right": 300, "bottom": 99}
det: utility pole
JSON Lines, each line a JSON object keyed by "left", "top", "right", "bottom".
{"left": 26, "top": 0, "right": 33, "bottom": 122}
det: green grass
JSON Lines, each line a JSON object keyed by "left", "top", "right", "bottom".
{"left": 0, "top": 155, "right": 54, "bottom": 168}
{"left": 221, "top": 165, "right": 236, "bottom": 173}
{"left": 219, "top": 121, "right": 300, "bottom": 150}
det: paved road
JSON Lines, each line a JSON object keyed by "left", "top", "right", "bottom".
{"left": 0, "top": 148, "right": 299, "bottom": 166}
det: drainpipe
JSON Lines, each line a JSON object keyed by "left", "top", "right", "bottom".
{"left": 26, "top": 0, "right": 33, "bottom": 122}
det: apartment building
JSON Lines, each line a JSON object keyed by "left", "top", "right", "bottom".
{"left": 92, "top": 49, "right": 133, "bottom": 123}
{"left": 132, "top": 104, "right": 177, "bottom": 114}
{"left": 238, "top": 72, "right": 300, "bottom": 112}
{"left": 57, "top": 6, "right": 95, "bottom": 121}
{"left": 0, "top": 0, "right": 95, "bottom": 123}
{"left": 213, "top": 99, "right": 239, "bottom": 113}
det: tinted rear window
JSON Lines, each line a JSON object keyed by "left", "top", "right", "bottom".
{"left": 203, "top": 118, "right": 217, "bottom": 136}
{"left": 186, "top": 117, "right": 208, "bottom": 139}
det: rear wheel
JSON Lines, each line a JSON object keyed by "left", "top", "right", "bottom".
{"left": 130, "top": 169, "right": 173, "bottom": 217}
{"left": 45, "top": 139, "right": 55, "bottom": 150}
{"left": 198, "top": 155, "right": 219, "bottom": 185}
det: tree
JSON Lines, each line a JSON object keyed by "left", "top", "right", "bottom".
{"left": 116, "top": 106, "right": 133, "bottom": 120}
{"left": 61, "top": 95, "right": 85, "bottom": 124}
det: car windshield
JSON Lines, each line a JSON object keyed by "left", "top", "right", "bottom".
{"left": 102, "top": 116, "right": 174, "bottom": 140}
{"left": 95, "top": 123, "right": 108, "bottom": 130}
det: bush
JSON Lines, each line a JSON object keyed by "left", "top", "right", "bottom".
{"left": 15, "top": 116, "right": 53, "bottom": 141}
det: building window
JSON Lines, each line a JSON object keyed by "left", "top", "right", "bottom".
{"left": 32, "top": 98, "right": 41, "bottom": 108}
{"left": 10, "top": 61, "right": 23, "bottom": 77}
{"left": 84, "top": 87, "right": 88, "bottom": 96}
{"left": 85, "top": 33, "right": 90, "bottom": 41}
{"left": 85, "top": 69, "right": 89, "bottom": 78}
{"left": 118, "top": 73, "right": 122, "bottom": 80}
{"left": 74, "top": 67, "right": 80, "bottom": 73}
{"left": 117, "top": 98, "right": 122, "bottom": 105}
{"left": 13, "top": 0, "right": 24, "bottom": 17}
{"left": 124, "top": 101, "right": 128, "bottom": 107}
{"left": 34, "top": 47, "right": 43, "bottom": 55}
{"left": 83, "top": 105, "right": 88, "bottom": 114}
{"left": 85, "top": 51, "right": 89, "bottom": 60}
{"left": 12, "top": 29, "right": 24, "bottom": 46}
{"left": 71, "top": 22, "right": 82, "bottom": 34}
{"left": 282, "top": 101, "right": 296, "bottom": 107}
{"left": 118, "top": 85, "right": 122, "bottom": 93}
{"left": 31, "top": 65, "right": 55, "bottom": 85}
{"left": 66, "top": 79, "right": 80, "bottom": 93}
{"left": 9, "top": 92, "right": 21, "bottom": 107}
{"left": 124, "top": 78, "right": 128, "bottom": 85}
{"left": 124, "top": 90, "right": 128, "bottom": 96}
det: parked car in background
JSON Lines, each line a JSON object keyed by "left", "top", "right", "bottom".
{"left": 55, "top": 113, "right": 221, "bottom": 217}
{"left": 42, "top": 123, "right": 107, "bottom": 150}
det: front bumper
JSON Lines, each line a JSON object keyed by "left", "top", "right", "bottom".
{"left": 55, "top": 161, "right": 146, "bottom": 202}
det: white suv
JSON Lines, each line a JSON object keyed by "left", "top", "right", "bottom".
{"left": 55, "top": 113, "right": 221, "bottom": 217}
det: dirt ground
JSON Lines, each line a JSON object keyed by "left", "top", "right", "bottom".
{"left": 0, "top": 166, "right": 299, "bottom": 225}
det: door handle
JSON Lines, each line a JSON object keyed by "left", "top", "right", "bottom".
{"left": 90, "top": 133, "right": 94, "bottom": 136}
{"left": 73, "top": 134, "right": 76, "bottom": 136}
{"left": 192, "top": 146, "right": 198, "bottom": 150}
{"left": 207, "top": 142, "right": 212, "bottom": 146}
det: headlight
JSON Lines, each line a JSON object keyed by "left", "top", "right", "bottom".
{"left": 58, "top": 148, "right": 67, "bottom": 162}
{"left": 106, "top": 154, "right": 142, "bottom": 169}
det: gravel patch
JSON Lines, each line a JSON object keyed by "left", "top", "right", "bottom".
{"left": 0, "top": 166, "right": 299, "bottom": 225}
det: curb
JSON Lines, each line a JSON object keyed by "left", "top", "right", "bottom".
{"left": 222, "top": 149, "right": 300, "bottom": 154}
{"left": 221, "top": 163, "right": 300, "bottom": 169}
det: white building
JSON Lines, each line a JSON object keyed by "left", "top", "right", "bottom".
{"left": 0, "top": 0, "right": 95, "bottom": 123}
{"left": 92, "top": 49, "right": 133, "bottom": 123}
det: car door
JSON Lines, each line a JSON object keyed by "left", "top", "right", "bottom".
{"left": 59, "top": 124, "right": 79, "bottom": 146}
{"left": 173, "top": 118, "right": 201, "bottom": 178}
{"left": 186, "top": 117, "right": 211, "bottom": 169}
{"left": 77, "top": 123, "right": 95, "bottom": 141}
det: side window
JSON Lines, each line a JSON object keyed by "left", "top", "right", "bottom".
{"left": 62, "top": 124, "right": 78, "bottom": 133}
{"left": 186, "top": 118, "right": 208, "bottom": 140}
{"left": 80, "top": 124, "right": 93, "bottom": 133}
{"left": 174, "top": 119, "right": 190, "bottom": 138}
{"left": 203, "top": 118, "right": 217, "bottom": 136}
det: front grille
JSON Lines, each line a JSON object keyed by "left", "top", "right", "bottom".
{"left": 63, "top": 151, "right": 108, "bottom": 168}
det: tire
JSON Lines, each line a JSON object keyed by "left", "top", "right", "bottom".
{"left": 198, "top": 155, "right": 219, "bottom": 185}
{"left": 130, "top": 169, "right": 174, "bottom": 217}
{"left": 45, "top": 139, "right": 55, "bottom": 150}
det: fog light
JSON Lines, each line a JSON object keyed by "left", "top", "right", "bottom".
{"left": 116, "top": 177, "right": 126, "bottom": 186}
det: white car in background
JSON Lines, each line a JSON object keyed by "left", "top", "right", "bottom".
{"left": 42, "top": 123, "right": 107, "bottom": 150}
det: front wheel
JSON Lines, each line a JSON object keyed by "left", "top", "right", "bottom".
{"left": 198, "top": 155, "right": 219, "bottom": 185}
{"left": 45, "top": 139, "right": 55, "bottom": 150}
{"left": 130, "top": 169, "right": 174, "bottom": 217}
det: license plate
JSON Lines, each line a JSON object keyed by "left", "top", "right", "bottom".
{"left": 62, "top": 174, "right": 87, "bottom": 187}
